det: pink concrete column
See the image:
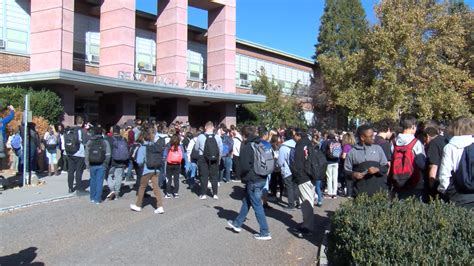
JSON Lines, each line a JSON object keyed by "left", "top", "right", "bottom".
{"left": 99, "top": 0, "right": 136, "bottom": 77}
{"left": 52, "top": 85, "right": 75, "bottom": 126}
{"left": 207, "top": 1, "right": 236, "bottom": 93}
{"left": 156, "top": 0, "right": 188, "bottom": 87}
{"left": 30, "top": 0, "right": 74, "bottom": 71}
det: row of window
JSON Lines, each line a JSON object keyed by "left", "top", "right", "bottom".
{"left": 0, "top": 0, "right": 30, "bottom": 54}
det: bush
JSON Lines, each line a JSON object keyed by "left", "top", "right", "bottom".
{"left": 0, "top": 86, "right": 63, "bottom": 125}
{"left": 328, "top": 193, "right": 474, "bottom": 265}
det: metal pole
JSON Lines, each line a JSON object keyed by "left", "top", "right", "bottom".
{"left": 22, "top": 94, "right": 29, "bottom": 186}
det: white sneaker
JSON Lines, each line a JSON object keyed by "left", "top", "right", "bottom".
{"left": 213, "top": 195, "right": 218, "bottom": 200}
{"left": 199, "top": 195, "right": 207, "bottom": 200}
{"left": 227, "top": 220, "right": 242, "bottom": 233}
{"left": 253, "top": 234, "right": 272, "bottom": 241}
{"left": 130, "top": 204, "right": 142, "bottom": 212}
{"left": 154, "top": 207, "right": 164, "bottom": 214}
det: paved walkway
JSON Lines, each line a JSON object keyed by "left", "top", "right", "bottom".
{"left": 0, "top": 171, "right": 344, "bottom": 264}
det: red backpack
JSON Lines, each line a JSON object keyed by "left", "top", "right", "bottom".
{"left": 167, "top": 146, "right": 183, "bottom": 165}
{"left": 389, "top": 138, "right": 421, "bottom": 190}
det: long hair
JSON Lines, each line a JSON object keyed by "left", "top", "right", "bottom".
{"left": 448, "top": 116, "right": 474, "bottom": 136}
{"left": 169, "top": 134, "right": 180, "bottom": 151}
{"left": 342, "top": 132, "right": 356, "bottom": 146}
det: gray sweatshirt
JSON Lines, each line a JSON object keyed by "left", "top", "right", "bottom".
{"left": 85, "top": 136, "right": 111, "bottom": 168}
{"left": 344, "top": 143, "right": 388, "bottom": 175}
{"left": 278, "top": 139, "right": 296, "bottom": 178}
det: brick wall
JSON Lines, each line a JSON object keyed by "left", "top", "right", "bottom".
{"left": 0, "top": 53, "right": 30, "bottom": 73}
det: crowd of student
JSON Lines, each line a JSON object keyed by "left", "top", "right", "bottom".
{"left": 1, "top": 104, "right": 473, "bottom": 241}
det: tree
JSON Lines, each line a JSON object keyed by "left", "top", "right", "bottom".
{"left": 314, "top": 0, "right": 368, "bottom": 128}
{"left": 239, "top": 70, "right": 306, "bottom": 129}
{"left": 318, "top": 0, "right": 473, "bottom": 122}
{"left": 0, "top": 86, "right": 64, "bottom": 125}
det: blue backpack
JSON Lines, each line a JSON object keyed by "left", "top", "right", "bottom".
{"left": 453, "top": 143, "right": 474, "bottom": 193}
{"left": 222, "top": 135, "right": 233, "bottom": 156}
{"left": 11, "top": 134, "right": 22, "bottom": 150}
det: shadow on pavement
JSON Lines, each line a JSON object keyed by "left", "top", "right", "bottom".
{"left": 0, "top": 247, "right": 44, "bottom": 265}
{"left": 229, "top": 185, "right": 245, "bottom": 200}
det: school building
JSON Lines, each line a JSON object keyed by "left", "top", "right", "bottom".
{"left": 0, "top": 0, "right": 315, "bottom": 127}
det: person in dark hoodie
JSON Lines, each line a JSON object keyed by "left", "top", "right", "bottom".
{"left": 291, "top": 128, "right": 317, "bottom": 237}
{"left": 226, "top": 125, "right": 272, "bottom": 241}
{"left": 106, "top": 125, "right": 129, "bottom": 201}
{"left": 344, "top": 125, "right": 389, "bottom": 197}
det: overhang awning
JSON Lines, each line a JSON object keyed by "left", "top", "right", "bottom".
{"left": 0, "top": 70, "right": 266, "bottom": 105}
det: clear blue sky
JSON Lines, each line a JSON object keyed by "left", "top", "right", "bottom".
{"left": 136, "top": 0, "right": 473, "bottom": 60}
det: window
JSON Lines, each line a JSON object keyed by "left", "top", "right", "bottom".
{"left": 135, "top": 29, "right": 156, "bottom": 72}
{"left": 74, "top": 14, "right": 100, "bottom": 64}
{"left": 0, "top": 0, "right": 30, "bottom": 54}
{"left": 187, "top": 41, "right": 206, "bottom": 81}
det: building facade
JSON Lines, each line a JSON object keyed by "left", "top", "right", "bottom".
{"left": 0, "top": 0, "right": 315, "bottom": 127}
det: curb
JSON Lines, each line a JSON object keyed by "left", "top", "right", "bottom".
{"left": 319, "top": 229, "right": 330, "bottom": 266}
{"left": 0, "top": 194, "right": 77, "bottom": 213}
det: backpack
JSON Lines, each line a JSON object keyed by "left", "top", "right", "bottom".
{"left": 182, "top": 137, "right": 191, "bottom": 151}
{"left": 112, "top": 136, "right": 129, "bottom": 161}
{"left": 145, "top": 139, "right": 165, "bottom": 170}
{"left": 452, "top": 143, "right": 474, "bottom": 193}
{"left": 251, "top": 142, "right": 275, "bottom": 176}
{"left": 65, "top": 128, "right": 81, "bottom": 155}
{"left": 190, "top": 141, "right": 200, "bottom": 161}
{"left": 203, "top": 134, "right": 219, "bottom": 162}
{"left": 45, "top": 134, "right": 58, "bottom": 151}
{"left": 326, "top": 140, "right": 342, "bottom": 160}
{"left": 389, "top": 138, "right": 421, "bottom": 189}
{"left": 11, "top": 134, "right": 22, "bottom": 150}
{"left": 222, "top": 135, "right": 233, "bottom": 156}
{"left": 88, "top": 138, "right": 106, "bottom": 164}
{"left": 304, "top": 145, "right": 328, "bottom": 181}
{"left": 167, "top": 146, "right": 183, "bottom": 164}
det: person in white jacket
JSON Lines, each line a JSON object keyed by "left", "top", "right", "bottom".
{"left": 438, "top": 117, "right": 474, "bottom": 209}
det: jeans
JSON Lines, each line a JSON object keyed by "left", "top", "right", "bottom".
{"left": 187, "top": 161, "right": 198, "bottom": 186}
{"left": 107, "top": 166, "right": 125, "bottom": 194}
{"left": 166, "top": 163, "right": 181, "bottom": 194}
{"left": 283, "top": 176, "right": 298, "bottom": 208}
{"left": 314, "top": 180, "right": 323, "bottom": 204}
{"left": 126, "top": 160, "right": 133, "bottom": 179}
{"left": 219, "top": 156, "right": 233, "bottom": 182}
{"left": 89, "top": 165, "right": 106, "bottom": 202}
{"left": 326, "top": 163, "right": 339, "bottom": 196}
{"left": 198, "top": 157, "right": 219, "bottom": 196}
{"left": 234, "top": 180, "right": 270, "bottom": 236}
{"left": 67, "top": 156, "right": 85, "bottom": 191}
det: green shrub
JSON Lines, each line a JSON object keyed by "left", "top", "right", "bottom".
{"left": 0, "top": 86, "right": 64, "bottom": 125}
{"left": 328, "top": 193, "right": 474, "bottom": 265}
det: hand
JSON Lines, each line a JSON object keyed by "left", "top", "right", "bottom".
{"left": 352, "top": 172, "right": 364, "bottom": 180}
{"left": 8, "top": 105, "right": 14, "bottom": 111}
{"left": 368, "top": 167, "right": 380, "bottom": 175}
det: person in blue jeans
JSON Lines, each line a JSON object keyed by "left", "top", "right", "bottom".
{"left": 219, "top": 126, "right": 233, "bottom": 183}
{"left": 85, "top": 127, "right": 111, "bottom": 204}
{"left": 227, "top": 125, "right": 271, "bottom": 241}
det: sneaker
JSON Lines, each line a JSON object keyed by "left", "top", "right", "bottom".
{"left": 231, "top": 179, "right": 241, "bottom": 183}
{"left": 130, "top": 204, "right": 142, "bottom": 212}
{"left": 227, "top": 220, "right": 242, "bottom": 233}
{"left": 213, "top": 195, "right": 218, "bottom": 200}
{"left": 164, "top": 194, "right": 172, "bottom": 199}
{"left": 154, "top": 206, "right": 164, "bottom": 214}
{"left": 106, "top": 191, "right": 115, "bottom": 200}
{"left": 332, "top": 195, "right": 337, "bottom": 199}
{"left": 95, "top": 201, "right": 100, "bottom": 205}
{"left": 317, "top": 202, "right": 323, "bottom": 207}
{"left": 174, "top": 193, "right": 180, "bottom": 199}
{"left": 199, "top": 195, "right": 207, "bottom": 200}
{"left": 253, "top": 234, "right": 272, "bottom": 241}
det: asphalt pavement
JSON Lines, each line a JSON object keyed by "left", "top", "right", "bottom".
{"left": 0, "top": 175, "right": 343, "bottom": 265}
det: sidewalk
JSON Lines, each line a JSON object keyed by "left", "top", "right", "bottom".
{"left": 0, "top": 170, "right": 88, "bottom": 212}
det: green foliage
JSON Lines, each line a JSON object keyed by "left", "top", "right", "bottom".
{"left": 0, "top": 86, "right": 64, "bottom": 124}
{"left": 318, "top": 0, "right": 474, "bottom": 122}
{"left": 240, "top": 70, "right": 306, "bottom": 129}
{"left": 328, "top": 193, "right": 474, "bottom": 265}
{"left": 316, "top": 0, "right": 368, "bottom": 59}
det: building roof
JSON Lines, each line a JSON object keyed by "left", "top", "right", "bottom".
{"left": 0, "top": 70, "right": 266, "bottom": 105}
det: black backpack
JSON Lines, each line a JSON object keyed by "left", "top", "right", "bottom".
{"left": 203, "top": 134, "right": 219, "bottom": 162}
{"left": 305, "top": 144, "right": 328, "bottom": 181}
{"left": 88, "top": 138, "right": 106, "bottom": 164}
{"left": 453, "top": 143, "right": 474, "bottom": 193}
{"left": 182, "top": 137, "right": 191, "bottom": 151}
{"left": 145, "top": 138, "right": 165, "bottom": 169}
{"left": 65, "top": 128, "right": 81, "bottom": 155}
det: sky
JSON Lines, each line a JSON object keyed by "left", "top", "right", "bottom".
{"left": 136, "top": 0, "right": 473, "bottom": 61}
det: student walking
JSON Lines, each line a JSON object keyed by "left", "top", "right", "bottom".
{"left": 164, "top": 134, "right": 186, "bottom": 198}
{"left": 106, "top": 126, "right": 130, "bottom": 200}
{"left": 85, "top": 127, "right": 111, "bottom": 204}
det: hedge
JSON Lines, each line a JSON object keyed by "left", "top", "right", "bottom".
{"left": 0, "top": 86, "right": 63, "bottom": 125}
{"left": 328, "top": 193, "right": 474, "bottom": 265}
